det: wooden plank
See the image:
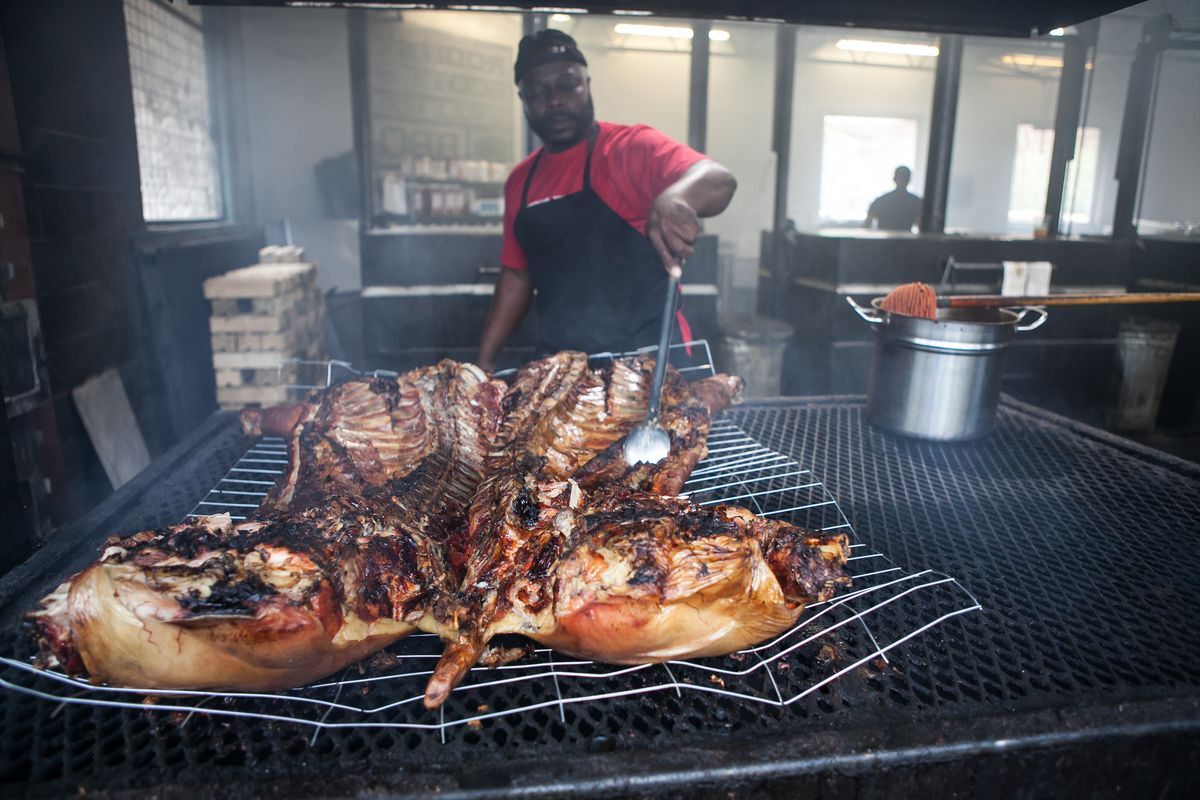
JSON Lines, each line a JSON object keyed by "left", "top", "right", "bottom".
{"left": 214, "top": 368, "right": 245, "bottom": 387}
{"left": 209, "top": 287, "right": 313, "bottom": 318}
{"left": 211, "top": 328, "right": 316, "bottom": 355}
{"left": 202, "top": 262, "right": 315, "bottom": 299}
{"left": 259, "top": 245, "right": 305, "bottom": 263}
{"left": 214, "top": 368, "right": 280, "bottom": 388}
{"left": 212, "top": 351, "right": 288, "bottom": 369}
{"left": 216, "top": 385, "right": 284, "bottom": 407}
{"left": 71, "top": 369, "right": 150, "bottom": 490}
{"left": 209, "top": 312, "right": 291, "bottom": 334}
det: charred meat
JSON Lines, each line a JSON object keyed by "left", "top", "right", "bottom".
{"left": 28, "top": 352, "right": 850, "bottom": 708}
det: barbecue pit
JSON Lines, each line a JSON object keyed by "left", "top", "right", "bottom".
{"left": 1, "top": 347, "right": 1198, "bottom": 796}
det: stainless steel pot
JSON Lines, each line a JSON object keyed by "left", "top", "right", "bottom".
{"left": 847, "top": 297, "right": 1048, "bottom": 441}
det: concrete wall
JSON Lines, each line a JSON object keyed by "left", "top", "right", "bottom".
{"left": 1139, "top": 51, "right": 1200, "bottom": 229}
{"left": 402, "top": 10, "right": 524, "bottom": 164}
{"left": 234, "top": 7, "right": 360, "bottom": 291}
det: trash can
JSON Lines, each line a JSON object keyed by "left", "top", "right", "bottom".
{"left": 1109, "top": 316, "right": 1180, "bottom": 433}
{"left": 714, "top": 315, "right": 794, "bottom": 398}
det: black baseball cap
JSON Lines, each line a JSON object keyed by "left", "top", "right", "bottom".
{"left": 514, "top": 29, "right": 587, "bottom": 85}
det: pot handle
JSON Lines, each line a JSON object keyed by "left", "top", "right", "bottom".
{"left": 1014, "top": 306, "right": 1049, "bottom": 332}
{"left": 845, "top": 295, "right": 884, "bottom": 325}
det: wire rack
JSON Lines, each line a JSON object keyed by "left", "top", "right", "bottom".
{"left": 0, "top": 341, "right": 980, "bottom": 738}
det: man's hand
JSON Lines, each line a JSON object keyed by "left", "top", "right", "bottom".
{"left": 645, "top": 159, "right": 737, "bottom": 278}
{"left": 647, "top": 190, "right": 699, "bottom": 278}
{"left": 477, "top": 266, "right": 533, "bottom": 372}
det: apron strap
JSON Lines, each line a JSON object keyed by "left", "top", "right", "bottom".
{"left": 580, "top": 123, "right": 598, "bottom": 193}
{"left": 519, "top": 149, "right": 544, "bottom": 210}
{"left": 520, "top": 123, "right": 601, "bottom": 211}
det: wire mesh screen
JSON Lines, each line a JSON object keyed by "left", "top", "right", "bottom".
{"left": 0, "top": 345, "right": 978, "bottom": 745}
{"left": 125, "top": 0, "right": 222, "bottom": 222}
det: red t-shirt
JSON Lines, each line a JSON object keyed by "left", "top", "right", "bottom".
{"left": 501, "top": 122, "right": 706, "bottom": 270}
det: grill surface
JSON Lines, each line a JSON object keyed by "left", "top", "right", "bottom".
{"left": 2, "top": 398, "right": 1199, "bottom": 796}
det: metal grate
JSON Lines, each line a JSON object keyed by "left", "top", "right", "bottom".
{"left": 0, "top": 414, "right": 978, "bottom": 739}
{"left": 2, "top": 393, "right": 1197, "bottom": 792}
{"left": 186, "top": 436, "right": 288, "bottom": 522}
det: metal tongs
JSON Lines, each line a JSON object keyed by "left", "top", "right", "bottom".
{"left": 622, "top": 272, "right": 680, "bottom": 466}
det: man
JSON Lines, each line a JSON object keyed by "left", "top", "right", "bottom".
{"left": 866, "top": 166, "right": 922, "bottom": 232}
{"left": 476, "top": 29, "right": 737, "bottom": 371}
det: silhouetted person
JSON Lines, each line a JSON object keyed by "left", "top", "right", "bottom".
{"left": 866, "top": 166, "right": 921, "bottom": 232}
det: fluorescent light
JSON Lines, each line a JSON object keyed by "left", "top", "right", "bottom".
{"left": 614, "top": 23, "right": 731, "bottom": 42}
{"left": 612, "top": 9, "right": 653, "bottom": 14}
{"left": 1001, "top": 53, "right": 1063, "bottom": 68}
{"left": 836, "top": 39, "right": 939, "bottom": 57}
{"left": 531, "top": 7, "right": 587, "bottom": 13}
{"left": 550, "top": 13, "right": 572, "bottom": 22}
{"left": 1049, "top": 28, "right": 1066, "bottom": 36}
{"left": 615, "top": 23, "right": 693, "bottom": 39}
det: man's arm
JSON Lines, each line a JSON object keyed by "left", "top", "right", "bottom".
{"left": 645, "top": 159, "right": 737, "bottom": 277}
{"left": 477, "top": 266, "right": 533, "bottom": 372}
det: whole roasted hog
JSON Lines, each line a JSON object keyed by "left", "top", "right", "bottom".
{"left": 27, "top": 353, "right": 850, "bottom": 708}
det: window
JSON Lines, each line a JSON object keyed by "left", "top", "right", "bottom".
{"left": 124, "top": 0, "right": 223, "bottom": 222}
{"left": 1007, "top": 123, "right": 1100, "bottom": 226}
{"left": 819, "top": 115, "right": 918, "bottom": 223}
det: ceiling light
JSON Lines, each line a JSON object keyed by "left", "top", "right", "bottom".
{"left": 836, "top": 39, "right": 939, "bottom": 57}
{"left": 615, "top": 23, "right": 693, "bottom": 39}
{"left": 612, "top": 8, "right": 653, "bottom": 14}
{"left": 1001, "top": 53, "right": 1063, "bottom": 68}
{"left": 1049, "top": 28, "right": 1066, "bottom": 36}
{"left": 550, "top": 13, "right": 572, "bottom": 22}
{"left": 614, "top": 23, "right": 731, "bottom": 42}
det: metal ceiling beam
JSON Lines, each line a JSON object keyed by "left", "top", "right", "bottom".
{"left": 688, "top": 19, "right": 710, "bottom": 154}
{"left": 919, "top": 34, "right": 962, "bottom": 234}
{"left": 1043, "top": 20, "right": 1098, "bottom": 238}
{"left": 1112, "top": 14, "right": 1171, "bottom": 239}
{"left": 192, "top": 1, "right": 1140, "bottom": 39}
{"left": 522, "top": 12, "right": 547, "bottom": 157}
{"left": 771, "top": 24, "right": 795, "bottom": 237}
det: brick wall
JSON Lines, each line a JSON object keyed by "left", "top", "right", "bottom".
{"left": 1, "top": 0, "right": 158, "bottom": 523}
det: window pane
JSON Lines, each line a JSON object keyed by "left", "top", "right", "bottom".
{"left": 819, "top": 115, "right": 918, "bottom": 223}
{"left": 1007, "top": 123, "right": 1054, "bottom": 224}
{"left": 1138, "top": 53, "right": 1200, "bottom": 236}
{"left": 946, "top": 37, "right": 1064, "bottom": 234}
{"left": 1063, "top": 128, "right": 1100, "bottom": 223}
{"left": 125, "top": 0, "right": 223, "bottom": 222}
{"left": 786, "top": 28, "right": 938, "bottom": 230}
{"left": 1007, "top": 124, "right": 1101, "bottom": 226}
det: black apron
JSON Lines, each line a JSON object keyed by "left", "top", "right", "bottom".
{"left": 514, "top": 125, "right": 684, "bottom": 356}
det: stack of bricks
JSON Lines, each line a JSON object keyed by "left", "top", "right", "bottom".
{"left": 204, "top": 246, "right": 325, "bottom": 410}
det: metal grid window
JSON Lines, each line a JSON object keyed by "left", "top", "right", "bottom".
{"left": 124, "top": 0, "right": 223, "bottom": 222}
